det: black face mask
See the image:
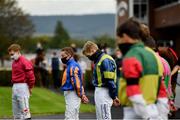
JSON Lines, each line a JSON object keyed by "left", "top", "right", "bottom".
{"left": 87, "top": 50, "right": 102, "bottom": 61}
{"left": 87, "top": 55, "right": 94, "bottom": 61}
{"left": 118, "top": 43, "right": 133, "bottom": 55}
{"left": 61, "top": 57, "right": 69, "bottom": 64}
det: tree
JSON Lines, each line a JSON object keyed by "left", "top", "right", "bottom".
{"left": 0, "top": 0, "right": 34, "bottom": 40}
{"left": 52, "top": 20, "right": 70, "bottom": 48}
{"left": 0, "top": 0, "right": 34, "bottom": 66}
{"left": 94, "top": 34, "right": 115, "bottom": 48}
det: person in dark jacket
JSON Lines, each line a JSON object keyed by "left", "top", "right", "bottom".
{"left": 51, "top": 52, "right": 60, "bottom": 88}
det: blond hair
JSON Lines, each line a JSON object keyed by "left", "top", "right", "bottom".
{"left": 82, "top": 41, "right": 98, "bottom": 55}
{"left": 8, "top": 44, "right": 21, "bottom": 52}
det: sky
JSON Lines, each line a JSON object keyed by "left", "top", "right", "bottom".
{"left": 17, "top": 0, "right": 116, "bottom": 16}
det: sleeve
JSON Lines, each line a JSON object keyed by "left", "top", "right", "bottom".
{"left": 123, "top": 57, "right": 150, "bottom": 119}
{"left": 101, "top": 59, "right": 117, "bottom": 99}
{"left": 122, "top": 57, "right": 143, "bottom": 97}
{"left": 23, "top": 58, "right": 35, "bottom": 89}
{"left": 157, "top": 63, "right": 169, "bottom": 117}
{"left": 162, "top": 59, "right": 172, "bottom": 98}
{"left": 70, "top": 66, "right": 84, "bottom": 98}
{"left": 158, "top": 80, "right": 167, "bottom": 98}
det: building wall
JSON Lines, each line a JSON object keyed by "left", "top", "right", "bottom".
{"left": 154, "top": 3, "right": 180, "bottom": 28}
{"left": 116, "top": 0, "right": 129, "bottom": 26}
{"left": 149, "top": 0, "right": 180, "bottom": 56}
{"left": 116, "top": 0, "right": 180, "bottom": 56}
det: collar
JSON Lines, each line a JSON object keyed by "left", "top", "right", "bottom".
{"left": 94, "top": 52, "right": 104, "bottom": 64}
{"left": 131, "top": 42, "right": 144, "bottom": 48}
{"left": 66, "top": 58, "right": 75, "bottom": 65}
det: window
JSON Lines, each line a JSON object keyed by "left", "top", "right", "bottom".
{"left": 157, "top": 40, "right": 174, "bottom": 47}
{"left": 133, "top": 0, "right": 148, "bottom": 24}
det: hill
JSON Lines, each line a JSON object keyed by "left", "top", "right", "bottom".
{"left": 30, "top": 14, "right": 115, "bottom": 39}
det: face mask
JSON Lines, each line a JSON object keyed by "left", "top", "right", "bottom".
{"left": 87, "top": 50, "right": 102, "bottom": 61}
{"left": 87, "top": 55, "right": 94, "bottom": 61}
{"left": 61, "top": 57, "right": 69, "bottom": 64}
{"left": 118, "top": 43, "right": 133, "bottom": 55}
{"left": 11, "top": 53, "right": 20, "bottom": 60}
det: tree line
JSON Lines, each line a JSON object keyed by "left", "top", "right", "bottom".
{"left": 0, "top": 0, "right": 115, "bottom": 66}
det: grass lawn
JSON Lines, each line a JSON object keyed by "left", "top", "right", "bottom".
{"left": 0, "top": 87, "right": 95, "bottom": 118}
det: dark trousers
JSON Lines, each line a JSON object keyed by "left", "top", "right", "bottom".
{"left": 52, "top": 70, "right": 60, "bottom": 88}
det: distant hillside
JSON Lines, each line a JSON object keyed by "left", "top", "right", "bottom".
{"left": 30, "top": 14, "right": 115, "bottom": 39}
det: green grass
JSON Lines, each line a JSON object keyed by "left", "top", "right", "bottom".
{"left": 0, "top": 87, "right": 95, "bottom": 118}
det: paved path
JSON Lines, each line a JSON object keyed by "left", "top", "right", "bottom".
{"left": 33, "top": 107, "right": 122, "bottom": 119}
{"left": 33, "top": 107, "right": 180, "bottom": 119}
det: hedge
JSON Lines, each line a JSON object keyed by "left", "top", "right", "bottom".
{"left": 0, "top": 70, "right": 94, "bottom": 90}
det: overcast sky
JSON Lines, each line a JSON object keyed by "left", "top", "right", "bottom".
{"left": 17, "top": 0, "right": 116, "bottom": 15}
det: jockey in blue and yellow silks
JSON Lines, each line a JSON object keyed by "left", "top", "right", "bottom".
{"left": 92, "top": 53, "right": 117, "bottom": 99}
{"left": 60, "top": 47, "right": 89, "bottom": 120}
{"left": 82, "top": 41, "right": 120, "bottom": 120}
